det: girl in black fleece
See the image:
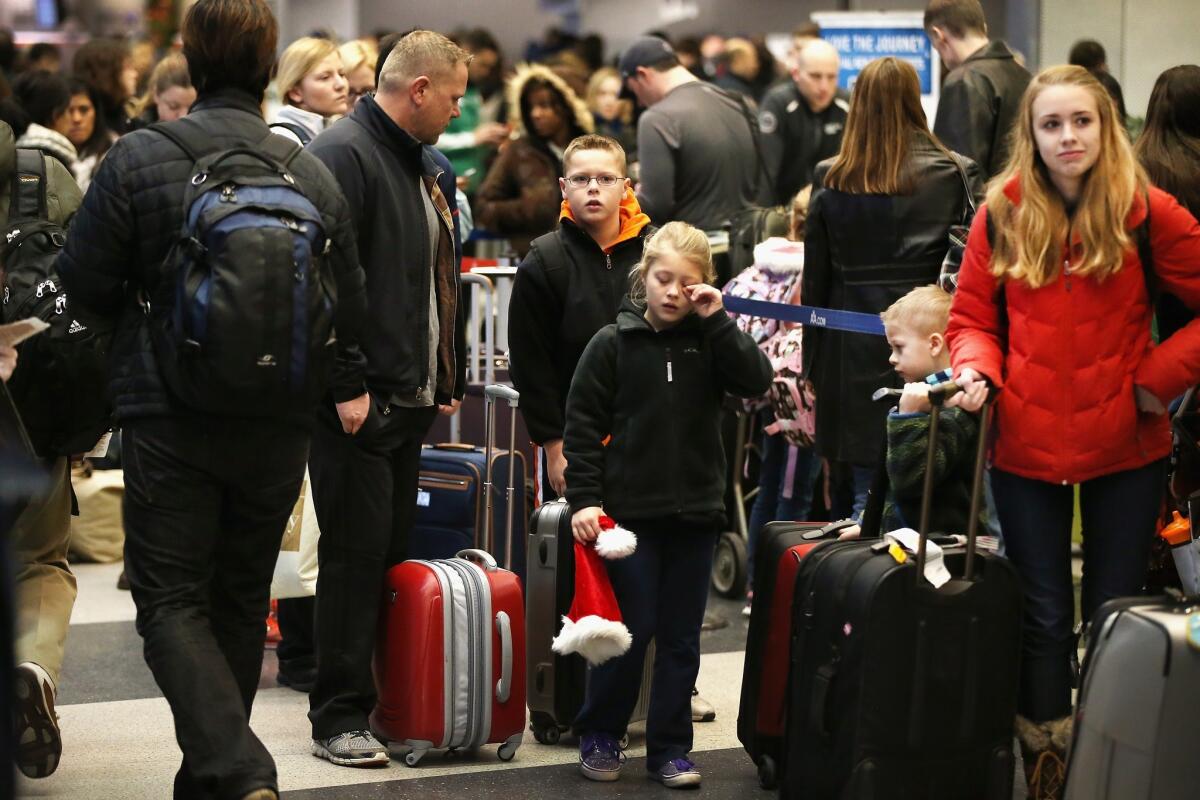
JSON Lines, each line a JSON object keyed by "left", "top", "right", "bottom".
{"left": 564, "top": 222, "right": 771, "bottom": 788}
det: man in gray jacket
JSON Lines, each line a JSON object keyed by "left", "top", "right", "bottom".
{"left": 925, "top": 0, "right": 1031, "bottom": 178}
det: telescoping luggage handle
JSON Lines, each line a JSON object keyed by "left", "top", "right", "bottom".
{"left": 483, "top": 384, "right": 520, "bottom": 569}
{"left": 914, "top": 381, "right": 993, "bottom": 585}
{"left": 456, "top": 547, "right": 514, "bottom": 704}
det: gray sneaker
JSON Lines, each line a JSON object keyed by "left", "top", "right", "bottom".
{"left": 311, "top": 730, "right": 389, "bottom": 767}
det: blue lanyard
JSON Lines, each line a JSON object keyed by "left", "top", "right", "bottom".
{"left": 722, "top": 294, "right": 887, "bottom": 336}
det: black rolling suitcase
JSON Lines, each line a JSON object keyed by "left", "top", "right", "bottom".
{"left": 524, "top": 497, "right": 652, "bottom": 744}
{"left": 779, "top": 385, "right": 1022, "bottom": 800}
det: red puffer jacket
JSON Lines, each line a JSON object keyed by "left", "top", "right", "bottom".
{"left": 947, "top": 181, "right": 1200, "bottom": 485}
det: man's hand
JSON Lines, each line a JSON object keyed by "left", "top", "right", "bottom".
{"left": 0, "top": 344, "right": 17, "bottom": 383}
{"left": 544, "top": 438, "right": 567, "bottom": 496}
{"left": 336, "top": 393, "right": 371, "bottom": 435}
{"left": 438, "top": 398, "right": 462, "bottom": 417}
{"left": 898, "top": 382, "right": 932, "bottom": 414}
{"left": 683, "top": 284, "right": 723, "bottom": 318}
{"left": 571, "top": 506, "right": 604, "bottom": 544}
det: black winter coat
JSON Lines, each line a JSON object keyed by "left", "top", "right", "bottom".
{"left": 507, "top": 219, "right": 649, "bottom": 445}
{"left": 932, "top": 40, "right": 1031, "bottom": 179}
{"left": 56, "top": 89, "right": 368, "bottom": 421}
{"left": 802, "top": 137, "right": 984, "bottom": 465}
{"left": 564, "top": 297, "right": 771, "bottom": 522}
{"left": 308, "top": 96, "right": 466, "bottom": 405}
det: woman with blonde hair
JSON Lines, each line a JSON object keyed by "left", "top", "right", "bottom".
{"left": 131, "top": 53, "right": 196, "bottom": 127}
{"left": 948, "top": 65, "right": 1200, "bottom": 797}
{"left": 801, "top": 56, "right": 983, "bottom": 519}
{"left": 585, "top": 66, "right": 635, "bottom": 157}
{"left": 269, "top": 36, "right": 348, "bottom": 146}
{"left": 338, "top": 39, "right": 378, "bottom": 108}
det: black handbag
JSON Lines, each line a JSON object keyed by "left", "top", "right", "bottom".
{"left": 938, "top": 154, "right": 980, "bottom": 294}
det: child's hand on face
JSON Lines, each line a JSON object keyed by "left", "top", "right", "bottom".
{"left": 898, "top": 382, "right": 932, "bottom": 414}
{"left": 571, "top": 506, "right": 605, "bottom": 544}
{"left": 682, "top": 284, "right": 723, "bottom": 318}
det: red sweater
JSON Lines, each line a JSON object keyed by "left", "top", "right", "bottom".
{"left": 947, "top": 181, "right": 1200, "bottom": 484}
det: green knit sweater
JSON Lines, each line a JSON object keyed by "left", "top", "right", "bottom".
{"left": 881, "top": 406, "right": 983, "bottom": 535}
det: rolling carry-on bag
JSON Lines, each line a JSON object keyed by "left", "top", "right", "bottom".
{"left": 371, "top": 385, "right": 528, "bottom": 766}
{"left": 1063, "top": 595, "right": 1200, "bottom": 799}
{"left": 525, "top": 497, "right": 654, "bottom": 745}
{"left": 737, "top": 519, "right": 856, "bottom": 789}
{"left": 410, "top": 387, "right": 528, "bottom": 577}
{"left": 780, "top": 384, "right": 1022, "bottom": 800}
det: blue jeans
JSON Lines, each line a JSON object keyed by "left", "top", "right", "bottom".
{"left": 990, "top": 460, "right": 1165, "bottom": 722}
{"left": 574, "top": 519, "right": 717, "bottom": 771}
{"left": 746, "top": 433, "right": 819, "bottom": 588}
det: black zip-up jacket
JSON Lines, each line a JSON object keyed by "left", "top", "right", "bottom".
{"left": 564, "top": 297, "right": 771, "bottom": 521}
{"left": 56, "top": 89, "right": 367, "bottom": 420}
{"left": 932, "top": 40, "right": 1031, "bottom": 179}
{"left": 507, "top": 219, "right": 649, "bottom": 445}
{"left": 308, "top": 95, "right": 466, "bottom": 404}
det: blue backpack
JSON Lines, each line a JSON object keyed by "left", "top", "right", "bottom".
{"left": 148, "top": 119, "right": 336, "bottom": 415}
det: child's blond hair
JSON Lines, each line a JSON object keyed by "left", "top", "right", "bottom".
{"left": 880, "top": 285, "right": 952, "bottom": 337}
{"left": 628, "top": 221, "right": 716, "bottom": 303}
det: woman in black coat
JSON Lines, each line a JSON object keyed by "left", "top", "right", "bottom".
{"left": 801, "top": 56, "right": 984, "bottom": 517}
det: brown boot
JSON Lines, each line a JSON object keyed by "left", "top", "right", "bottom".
{"left": 1016, "top": 715, "right": 1070, "bottom": 800}
{"left": 239, "top": 789, "right": 278, "bottom": 800}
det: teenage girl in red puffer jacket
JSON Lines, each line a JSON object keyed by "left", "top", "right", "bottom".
{"left": 947, "top": 64, "right": 1200, "bottom": 798}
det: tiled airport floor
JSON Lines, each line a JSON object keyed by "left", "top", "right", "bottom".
{"left": 16, "top": 562, "right": 759, "bottom": 799}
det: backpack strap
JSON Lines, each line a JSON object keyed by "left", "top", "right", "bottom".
{"left": 151, "top": 118, "right": 302, "bottom": 171}
{"left": 259, "top": 130, "right": 303, "bottom": 169}
{"left": 269, "top": 121, "right": 313, "bottom": 147}
{"left": 11, "top": 149, "right": 48, "bottom": 221}
{"left": 532, "top": 229, "right": 575, "bottom": 303}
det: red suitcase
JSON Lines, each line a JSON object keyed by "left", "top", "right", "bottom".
{"left": 371, "top": 548, "right": 526, "bottom": 766}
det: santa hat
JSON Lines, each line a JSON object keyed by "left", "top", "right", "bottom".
{"left": 551, "top": 515, "right": 637, "bottom": 666}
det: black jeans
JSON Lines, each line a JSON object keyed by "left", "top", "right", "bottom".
{"left": 991, "top": 459, "right": 1166, "bottom": 722}
{"left": 276, "top": 595, "right": 316, "bottom": 677}
{"left": 307, "top": 399, "right": 437, "bottom": 739}
{"left": 574, "top": 518, "right": 717, "bottom": 772}
{"left": 123, "top": 417, "right": 309, "bottom": 799}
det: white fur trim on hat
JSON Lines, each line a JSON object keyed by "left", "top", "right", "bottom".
{"left": 551, "top": 615, "right": 633, "bottom": 666}
{"left": 594, "top": 525, "right": 637, "bottom": 559}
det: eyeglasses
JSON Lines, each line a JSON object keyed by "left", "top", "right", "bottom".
{"left": 565, "top": 174, "right": 623, "bottom": 188}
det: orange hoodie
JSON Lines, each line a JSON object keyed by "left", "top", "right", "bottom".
{"left": 559, "top": 188, "right": 651, "bottom": 253}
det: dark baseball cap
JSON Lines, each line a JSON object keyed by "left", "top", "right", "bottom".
{"left": 617, "top": 35, "right": 677, "bottom": 79}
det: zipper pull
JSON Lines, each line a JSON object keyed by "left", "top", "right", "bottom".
{"left": 666, "top": 347, "right": 673, "bottom": 383}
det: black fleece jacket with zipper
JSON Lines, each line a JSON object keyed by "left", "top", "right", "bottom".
{"left": 564, "top": 297, "right": 771, "bottom": 522}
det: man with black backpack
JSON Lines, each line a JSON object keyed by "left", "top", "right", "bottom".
{"left": 54, "top": 2, "right": 368, "bottom": 798}
{"left": 0, "top": 117, "right": 89, "bottom": 782}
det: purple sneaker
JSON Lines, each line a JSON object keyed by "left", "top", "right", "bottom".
{"left": 650, "top": 757, "right": 701, "bottom": 788}
{"left": 579, "top": 733, "right": 623, "bottom": 781}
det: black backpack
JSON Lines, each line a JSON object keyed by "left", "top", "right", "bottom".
{"left": 1, "top": 149, "right": 112, "bottom": 457}
{"left": 147, "top": 119, "right": 337, "bottom": 416}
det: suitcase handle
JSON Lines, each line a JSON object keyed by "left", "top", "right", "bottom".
{"left": 809, "top": 660, "right": 837, "bottom": 739}
{"left": 495, "top": 610, "right": 513, "bottom": 703}
{"left": 485, "top": 384, "right": 520, "bottom": 406}
{"left": 483, "top": 383, "right": 520, "bottom": 567}
{"left": 457, "top": 548, "right": 498, "bottom": 572}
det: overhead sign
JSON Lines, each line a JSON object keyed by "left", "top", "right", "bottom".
{"left": 812, "top": 11, "right": 942, "bottom": 122}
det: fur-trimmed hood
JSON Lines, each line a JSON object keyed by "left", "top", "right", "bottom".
{"left": 506, "top": 62, "right": 593, "bottom": 141}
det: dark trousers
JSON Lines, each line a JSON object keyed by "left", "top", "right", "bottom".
{"left": 574, "top": 519, "right": 717, "bottom": 772}
{"left": 991, "top": 460, "right": 1166, "bottom": 722}
{"left": 307, "top": 400, "right": 437, "bottom": 739}
{"left": 276, "top": 595, "right": 316, "bottom": 676}
{"left": 746, "top": 432, "right": 818, "bottom": 587}
{"left": 122, "top": 417, "right": 309, "bottom": 799}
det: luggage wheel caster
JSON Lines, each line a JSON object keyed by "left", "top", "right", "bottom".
{"left": 497, "top": 742, "right": 518, "bottom": 762}
{"left": 757, "top": 755, "right": 777, "bottom": 789}
{"left": 404, "top": 751, "right": 424, "bottom": 767}
{"left": 533, "top": 725, "right": 561, "bottom": 745}
{"left": 711, "top": 530, "right": 748, "bottom": 598}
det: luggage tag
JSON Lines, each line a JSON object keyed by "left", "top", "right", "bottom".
{"left": 884, "top": 528, "right": 951, "bottom": 588}
{"left": 869, "top": 539, "right": 908, "bottom": 564}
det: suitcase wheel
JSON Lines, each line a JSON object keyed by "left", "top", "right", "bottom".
{"left": 531, "top": 722, "right": 561, "bottom": 745}
{"left": 498, "top": 741, "right": 519, "bottom": 762}
{"left": 757, "top": 755, "right": 778, "bottom": 790}
{"left": 404, "top": 750, "right": 425, "bottom": 767}
{"left": 711, "top": 530, "right": 748, "bottom": 598}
